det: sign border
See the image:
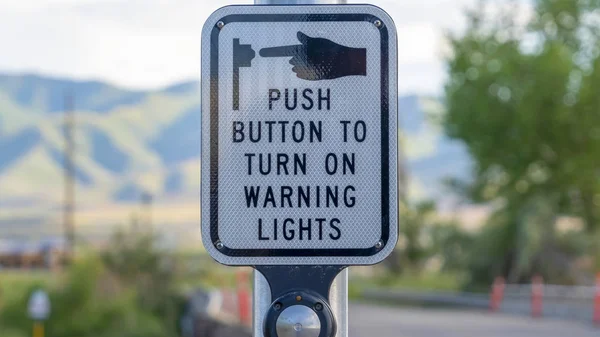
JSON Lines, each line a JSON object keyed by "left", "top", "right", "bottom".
{"left": 209, "top": 12, "right": 390, "bottom": 258}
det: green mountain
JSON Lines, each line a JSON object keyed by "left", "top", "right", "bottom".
{"left": 0, "top": 74, "right": 200, "bottom": 206}
{"left": 0, "top": 74, "right": 203, "bottom": 241}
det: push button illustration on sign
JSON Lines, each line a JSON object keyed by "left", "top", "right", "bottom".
{"left": 232, "top": 32, "right": 367, "bottom": 110}
{"left": 260, "top": 32, "right": 367, "bottom": 81}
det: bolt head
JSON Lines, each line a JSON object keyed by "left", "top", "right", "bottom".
{"left": 215, "top": 241, "right": 224, "bottom": 250}
{"left": 374, "top": 19, "right": 383, "bottom": 28}
{"left": 216, "top": 21, "right": 225, "bottom": 29}
{"left": 375, "top": 240, "right": 384, "bottom": 250}
{"left": 314, "top": 303, "right": 323, "bottom": 311}
{"left": 274, "top": 302, "right": 283, "bottom": 311}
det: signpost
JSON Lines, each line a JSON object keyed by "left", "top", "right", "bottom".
{"left": 201, "top": 3, "right": 397, "bottom": 336}
{"left": 28, "top": 290, "right": 50, "bottom": 337}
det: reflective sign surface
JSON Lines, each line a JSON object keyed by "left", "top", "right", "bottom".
{"left": 201, "top": 5, "right": 397, "bottom": 265}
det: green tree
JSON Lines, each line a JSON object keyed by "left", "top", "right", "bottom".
{"left": 429, "top": 221, "right": 474, "bottom": 274}
{"left": 400, "top": 201, "right": 437, "bottom": 271}
{"left": 385, "top": 201, "right": 473, "bottom": 275}
{"left": 444, "top": 0, "right": 600, "bottom": 283}
{"left": 383, "top": 202, "right": 435, "bottom": 274}
{"left": 101, "top": 230, "right": 184, "bottom": 335}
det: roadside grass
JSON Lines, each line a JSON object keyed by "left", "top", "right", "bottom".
{"left": 349, "top": 272, "right": 466, "bottom": 299}
{"left": 0, "top": 270, "right": 58, "bottom": 307}
{"left": 1, "top": 260, "right": 466, "bottom": 312}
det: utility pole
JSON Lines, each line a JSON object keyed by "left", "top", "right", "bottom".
{"left": 141, "top": 192, "right": 153, "bottom": 232}
{"left": 63, "top": 93, "right": 76, "bottom": 259}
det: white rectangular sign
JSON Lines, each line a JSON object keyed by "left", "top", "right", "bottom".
{"left": 201, "top": 5, "right": 398, "bottom": 265}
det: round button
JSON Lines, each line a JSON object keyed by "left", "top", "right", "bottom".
{"left": 276, "top": 305, "right": 321, "bottom": 337}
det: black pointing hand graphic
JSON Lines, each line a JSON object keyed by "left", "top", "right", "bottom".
{"left": 259, "top": 32, "right": 366, "bottom": 81}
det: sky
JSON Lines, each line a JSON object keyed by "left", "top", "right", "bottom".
{"left": 0, "top": 0, "right": 482, "bottom": 94}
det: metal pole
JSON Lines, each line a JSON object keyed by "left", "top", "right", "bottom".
{"left": 328, "top": 269, "right": 348, "bottom": 337}
{"left": 141, "top": 192, "right": 153, "bottom": 232}
{"left": 33, "top": 322, "right": 44, "bottom": 337}
{"left": 252, "top": 1, "right": 348, "bottom": 335}
{"left": 253, "top": 269, "right": 348, "bottom": 337}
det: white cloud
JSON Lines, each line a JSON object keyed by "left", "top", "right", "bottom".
{"left": 0, "top": 0, "right": 104, "bottom": 12}
{"left": 0, "top": 0, "right": 484, "bottom": 93}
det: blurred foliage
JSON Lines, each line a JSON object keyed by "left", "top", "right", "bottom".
{"left": 0, "top": 230, "right": 185, "bottom": 337}
{"left": 399, "top": 202, "right": 437, "bottom": 272}
{"left": 1, "top": 329, "right": 27, "bottom": 337}
{"left": 385, "top": 201, "right": 474, "bottom": 280}
{"left": 173, "top": 251, "right": 240, "bottom": 292}
{"left": 101, "top": 230, "right": 184, "bottom": 333}
{"left": 444, "top": 0, "right": 600, "bottom": 285}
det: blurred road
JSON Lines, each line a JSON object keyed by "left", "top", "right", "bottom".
{"left": 349, "top": 303, "right": 599, "bottom": 337}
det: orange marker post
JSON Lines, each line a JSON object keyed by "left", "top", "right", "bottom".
{"left": 531, "top": 275, "right": 544, "bottom": 318}
{"left": 489, "top": 277, "right": 505, "bottom": 313}
{"left": 236, "top": 270, "right": 251, "bottom": 326}
{"left": 593, "top": 273, "right": 600, "bottom": 326}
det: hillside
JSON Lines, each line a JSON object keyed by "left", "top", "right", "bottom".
{"left": 0, "top": 73, "right": 470, "bottom": 244}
